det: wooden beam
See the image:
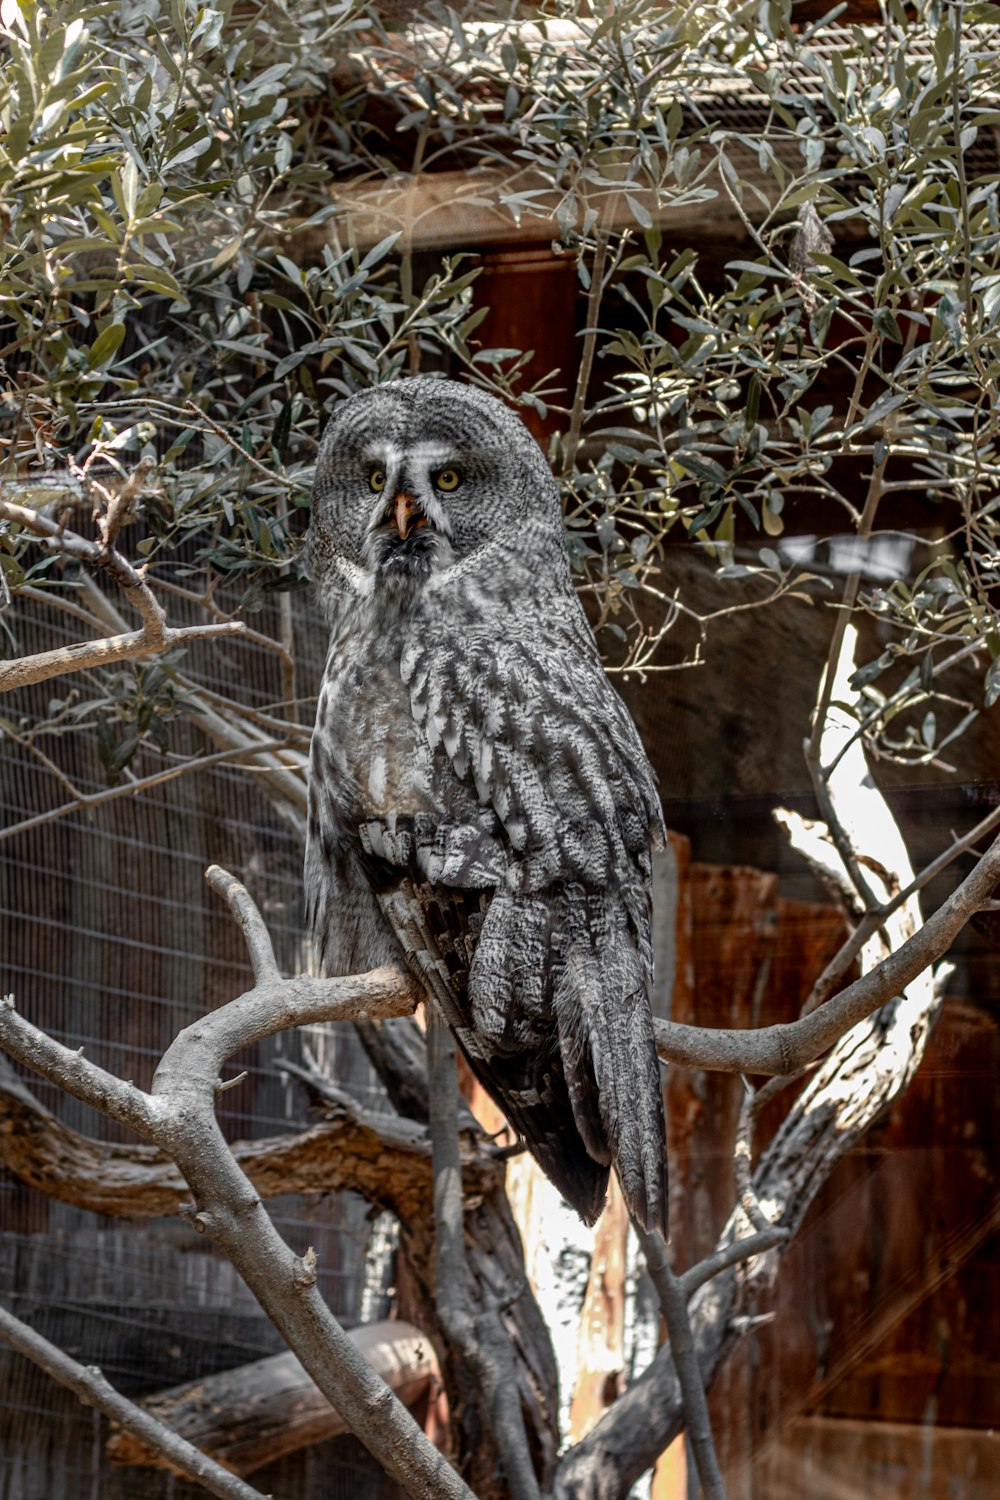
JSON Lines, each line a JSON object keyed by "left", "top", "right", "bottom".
{"left": 305, "top": 143, "right": 806, "bottom": 256}
{"left": 760, "top": 1414, "right": 1000, "bottom": 1498}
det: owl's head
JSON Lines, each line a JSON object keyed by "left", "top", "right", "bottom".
{"left": 307, "top": 378, "right": 565, "bottom": 605}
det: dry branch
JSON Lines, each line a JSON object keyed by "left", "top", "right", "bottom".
{"left": 0, "top": 1302, "right": 269, "bottom": 1500}
{"left": 636, "top": 1229, "right": 729, "bottom": 1500}
{"left": 0, "top": 1055, "right": 498, "bottom": 1222}
{"left": 0, "top": 496, "right": 245, "bottom": 692}
{"left": 0, "top": 616, "right": 245, "bottom": 692}
{"left": 106, "top": 1321, "right": 441, "bottom": 1475}
{"left": 0, "top": 743, "right": 294, "bottom": 846}
{"left": 0, "top": 866, "right": 479, "bottom": 1500}
{"left": 651, "top": 826, "right": 999, "bottom": 1075}
{"left": 0, "top": 1020, "right": 560, "bottom": 1494}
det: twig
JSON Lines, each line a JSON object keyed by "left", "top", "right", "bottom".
{"left": 0, "top": 497, "right": 245, "bottom": 692}
{"left": 679, "top": 1228, "right": 789, "bottom": 1299}
{"left": 0, "top": 743, "right": 294, "bottom": 845}
{"left": 0, "top": 1302, "right": 271, "bottom": 1500}
{"left": 184, "top": 401, "right": 297, "bottom": 487}
{"left": 155, "top": 576, "right": 300, "bottom": 682}
{"left": 797, "top": 799, "right": 1000, "bottom": 1014}
{"left": 733, "top": 1077, "right": 774, "bottom": 1233}
{"left": 637, "top": 1228, "right": 729, "bottom": 1500}
{"left": 563, "top": 231, "right": 609, "bottom": 471}
{"left": 163, "top": 688, "right": 309, "bottom": 838}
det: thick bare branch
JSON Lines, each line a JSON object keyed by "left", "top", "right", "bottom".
{"left": 0, "top": 1302, "right": 269, "bottom": 1500}
{"left": 0, "top": 1055, "right": 499, "bottom": 1221}
{"left": 106, "top": 1321, "right": 441, "bottom": 1475}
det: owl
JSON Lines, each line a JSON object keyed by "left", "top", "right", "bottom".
{"left": 305, "top": 377, "right": 668, "bottom": 1234}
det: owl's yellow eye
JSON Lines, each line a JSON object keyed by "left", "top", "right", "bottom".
{"left": 435, "top": 467, "right": 461, "bottom": 492}
{"left": 369, "top": 468, "right": 387, "bottom": 492}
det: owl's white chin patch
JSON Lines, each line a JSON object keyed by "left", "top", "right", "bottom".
{"left": 367, "top": 527, "right": 454, "bottom": 592}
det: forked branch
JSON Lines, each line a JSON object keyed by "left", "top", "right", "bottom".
{"left": 0, "top": 497, "right": 245, "bottom": 692}
{"left": 0, "top": 868, "right": 478, "bottom": 1500}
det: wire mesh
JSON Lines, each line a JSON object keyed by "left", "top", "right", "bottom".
{"left": 0, "top": 580, "right": 398, "bottom": 1499}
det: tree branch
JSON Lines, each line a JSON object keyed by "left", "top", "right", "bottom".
{"left": 0, "top": 868, "right": 480, "bottom": 1500}
{"left": 0, "top": 497, "right": 245, "bottom": 692}
{"left": 794, "top": 798, "right": 1000, "bottom": 1014}
{"left": 0, "top": 617, "right": 246, "bottom": 692}
{"left": 679, "top": 1227, "right": 790, "bottom": 1300}
{"left": 651, "top": 824, "right": 999, "bottom": 1075}
{"left": 0, "top": 1054, "right": 501, "bottom": 1221}
{"left": 636, "top": 1228, "right": 729, "bottom": 1500}
{"left": 106, "top": 1321, "right": 442, "bottom": 1475}
{"left": 0, "top": 1302, "right": 269, "bottom": 1500}
{"left": 0, "top": 744, "right": 295, "bottom": 846}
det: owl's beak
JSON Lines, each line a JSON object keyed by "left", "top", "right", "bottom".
{"left": 393, "top": 491, "right": 426, "bottom": 541}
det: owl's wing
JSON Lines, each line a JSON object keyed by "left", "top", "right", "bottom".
{"left": 400, "top": 622, "right": 663, "bottom": 899}
{"left": 368, "top": 865, "right": 613, "bottom": 1224}
{"left": 391, "top": 621, "right": 668, "bottom": 1234}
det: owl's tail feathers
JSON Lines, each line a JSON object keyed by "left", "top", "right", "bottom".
{"left": 518, "top": 1103, "right": 611, "bottom": 1229}
{"left": 463, "top": 887, "right": 666, "bottom": 1232}
{"left": 453, "top": 1026, "right": 611, "bottom": 1228}
{"left": 556, "top": 907, "right": 669, "bottom": 1238}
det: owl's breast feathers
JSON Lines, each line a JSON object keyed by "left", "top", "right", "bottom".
{"left": 307, "top": 603, "right": 668, "bottom": 1234}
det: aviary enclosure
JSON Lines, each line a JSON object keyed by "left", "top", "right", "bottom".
{"left": 1, "top": 2, "right": 998, "bottom": 1497}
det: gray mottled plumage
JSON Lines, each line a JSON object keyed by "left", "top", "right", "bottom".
{"left": 305, "top": 377, "right": 668, "bottom": 1233}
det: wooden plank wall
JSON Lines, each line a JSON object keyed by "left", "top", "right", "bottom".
{"left": 660, "top": 845, "right": 1000, "bottom": 1500}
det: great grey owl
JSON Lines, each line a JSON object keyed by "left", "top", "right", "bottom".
{"left": 305, "top": 377, "right": 668, "bottom": 1234}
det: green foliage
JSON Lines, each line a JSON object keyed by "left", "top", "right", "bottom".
{"left": 0, "top": 0, "right": 480, "bottom": 586}
{"left": 2, "top": 0, "right": 999, "bottom": 774}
